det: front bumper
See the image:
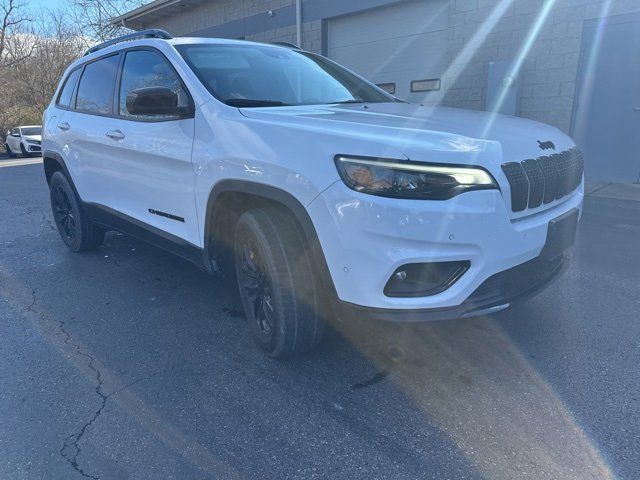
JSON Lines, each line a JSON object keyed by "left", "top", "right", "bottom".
{"left": 25, "top": 143, "right": 41, "bottom": 153}
{"left": 307, "top": 179, "right": 583, "bottom": 314}
{"left": 334, "top": 253, "right": 568, "bottom": 322}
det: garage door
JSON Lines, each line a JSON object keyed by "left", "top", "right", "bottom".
{"left": 572, "top": 13, "right": 640, "bottom": 182}
{"left": 327, "top": 0, "right": 450, "bottom": 103}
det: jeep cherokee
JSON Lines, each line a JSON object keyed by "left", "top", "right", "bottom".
{"left": 42, "top": 30, "right": 583, "bottom": 357}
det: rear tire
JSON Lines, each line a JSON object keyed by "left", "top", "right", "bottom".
{"left": 49, "top": 171, "right": 104, "bottom": 252}
{"left": 5, "top": 145, "right": 16, "bottom": 158}
{"left": 234, "top": 207, "right": 324, "bottom": 358}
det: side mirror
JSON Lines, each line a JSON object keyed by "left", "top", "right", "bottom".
{"left": 125, "top": 87, "right": 183, "bottom": 117}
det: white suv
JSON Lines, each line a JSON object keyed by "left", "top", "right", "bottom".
{"left": 42, "top": 30, "right": 584, "bottom": 357}
{"left": 5, "top": 125, "right": 42, "bottom": 157}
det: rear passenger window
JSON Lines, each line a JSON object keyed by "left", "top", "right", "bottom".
{"left": 75, "top": 55, "right": 120, "bottom": 115}
{"left": 57, "top": 68, "right": 81, "bottom": 108}
{"left": 118, "top": 50, "right": 190, "bottom": 119}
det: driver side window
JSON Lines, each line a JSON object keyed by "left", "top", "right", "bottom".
{"left": 119, "top": 49, "right": 190, "bottom": 120}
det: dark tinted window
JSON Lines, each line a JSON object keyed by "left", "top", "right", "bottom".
{"left": 119, "top": 50, "right": 190, "bottom": 119}
{"left": 76, "top": 55, "right": 119, "bottom": 114}
{"left": 56, "top": 68, "right": 81, "bottom": 108}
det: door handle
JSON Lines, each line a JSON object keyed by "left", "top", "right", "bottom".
{"left": 105, "top": 129, "right": 125, "bottom": 140}
{"left": 58, "top": 122, "right": 70, "bottom": 131}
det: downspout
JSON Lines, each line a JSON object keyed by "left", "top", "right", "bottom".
{"left": 295, "top": 0, "right": 302, "bottom": 48}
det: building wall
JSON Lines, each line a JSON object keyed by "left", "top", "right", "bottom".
{"left": 443, "top": 0, "right": 640, "bottom": 132}
{"left": 138, "top": 0, "right": 640, "bottom": 134}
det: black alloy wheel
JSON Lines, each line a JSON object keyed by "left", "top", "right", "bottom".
{"left": 52, "top": 184, "right": 76, "bottom": 242}
{"left": 49, "top": 171, "right": 104, "bottom": 252}
{"left": 234, "top": 207, "right": 325, "bottom": 358}
{"left": 238, "top": 236, "right": 276, "bottom": 342}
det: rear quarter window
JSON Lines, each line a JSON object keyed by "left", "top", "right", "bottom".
{"left": 56, "top": 68, "right": 81, "bottom": 108}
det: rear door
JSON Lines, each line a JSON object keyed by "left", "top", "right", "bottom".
{"left": 63, "top": 53, "right": 122, "bottom": 205}
{"left": 45, "top": 66, "right": 81, "bottom": 159}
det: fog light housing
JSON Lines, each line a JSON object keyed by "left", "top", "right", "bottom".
{"left": 384, "top": 261, "right": 470, "bottom": 297}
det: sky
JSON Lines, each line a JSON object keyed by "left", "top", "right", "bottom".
{"left": 29, "top": 0, "right": 72, "bottom": 11}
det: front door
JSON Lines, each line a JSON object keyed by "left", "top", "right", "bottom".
{"left": 69, "top": 49, "right": 199, "bottom": 246}
{"left": 572, "top": 13, "right": 640, "bottom": 182}
{"left": 109, "top": 48, "right": 198, "bottom": 245}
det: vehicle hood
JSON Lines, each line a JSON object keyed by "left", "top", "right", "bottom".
{"left": 23, "top": 135, "right": 41, "bottom": 142}
{"left": 240, "top": 103, "right": 574, "bottom": 163}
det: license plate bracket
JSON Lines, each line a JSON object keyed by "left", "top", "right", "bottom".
{"left": 540, "top": 208, "right": 579, "bottom": 260}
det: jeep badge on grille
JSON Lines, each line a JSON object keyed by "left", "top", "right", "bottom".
{"left": 537, "top": 140, "right": 556, "bottom": 150}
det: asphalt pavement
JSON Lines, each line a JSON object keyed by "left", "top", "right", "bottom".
{"left": 1, "top": 157, "right": 639, "bottom": 480}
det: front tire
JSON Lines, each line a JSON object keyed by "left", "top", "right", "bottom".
{"left": 20, "top": 143, "right": 28, "bottom": 157}
{"left": 49, "top": 171, "right": 104, "bottom": 252}
{"left": 234, "top": 207, "right": 324, "bottom": 358}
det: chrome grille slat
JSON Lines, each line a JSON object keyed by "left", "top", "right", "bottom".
{"left": 502, "top": 147, "right": 583, "bottom": 213}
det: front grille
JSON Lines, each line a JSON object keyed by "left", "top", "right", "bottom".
{"left": 502, "top": 147, "right": 583, "bottom": 212}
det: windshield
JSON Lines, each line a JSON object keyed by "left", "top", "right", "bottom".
{"left": 21, "top": 127, "right": 41, "bottom": 136}
{"left": 175, "top": 44, "right": 395, "bottom": 107}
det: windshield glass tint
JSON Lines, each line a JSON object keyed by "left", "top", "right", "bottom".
{"left": 21, "top": 127, "right": 41, "bottom": 136}
{"left": 176, "top": 44, "right": 394, "bottom": 106}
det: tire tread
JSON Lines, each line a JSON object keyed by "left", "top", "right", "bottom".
{"left": 235, "top": 206, "right": 324, "bottom": 358}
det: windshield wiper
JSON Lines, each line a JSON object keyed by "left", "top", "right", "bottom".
{"left": 333, "top": 99, "right": 365, "bottom": 104}
{"left": 225, "top": 99, "right": 290, "bottom": 108}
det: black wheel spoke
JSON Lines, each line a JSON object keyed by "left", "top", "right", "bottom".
{"left": 55, "top": 187, "right": 65, "bottom": 206}
{"left": 52, "top": 186, "right": 76, "bottom": 240}
{"left": 261, "top": 295, "right": 274, "bottom": 333}
{"left": 252, "top": 292, "right": 263, "bottom": 320}
{"left": 239, "top": 237, "right": 276, "bottom": 337}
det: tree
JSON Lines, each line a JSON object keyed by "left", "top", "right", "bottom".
{"left": 66, "top": 0, "right": 146, "bottom": 45}
{"left": 12, "top": 10, "right": 85, "bottom": 113}
{"left": 1, "top": 6, "right": 84, "bottom": 147}
{"left": 1, "top": 1, "right": 147, "bottom": 151}
{"left": 0, "top": 0, "right": 35, "bottom": 70}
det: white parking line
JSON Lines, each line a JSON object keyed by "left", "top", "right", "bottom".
{"left": 0, "top": 158, "right": 43, "bottom": 168}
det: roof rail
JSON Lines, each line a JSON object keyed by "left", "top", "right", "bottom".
{"left": 269, "top": 41, "right": 300, "bottom": 49}
{"left": 84, "top": 29, "right": 173, "bottom": 56}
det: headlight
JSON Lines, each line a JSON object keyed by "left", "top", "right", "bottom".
{"left": 334, "top": 155, "right": 498, "bottom": 200}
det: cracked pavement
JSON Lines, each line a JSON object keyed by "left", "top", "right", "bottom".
{"left": 1, "top": 159, "right": 639, "bottom": 479}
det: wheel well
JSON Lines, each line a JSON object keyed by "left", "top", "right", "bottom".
{"left": 43, "top": 157, "right": 63, "bottom": 185}
{"left": 206, "top": 191, "right": 292, "bottom": 274}
{"left": 205, "top": 187, "right": 338, "bottom": 309}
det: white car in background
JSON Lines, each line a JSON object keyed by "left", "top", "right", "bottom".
{"left": 5, "top": 125, "right": 42, "bottom": 158}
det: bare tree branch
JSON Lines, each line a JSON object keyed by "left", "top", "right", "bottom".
{"left": 0, "top": 0, "right": 34, "bottom": 69}
{"left": 1, "top": 5, "right": 85, "bottom": 145}
{"left": 66, "top": 0, "right": 146, "bottom": 46}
